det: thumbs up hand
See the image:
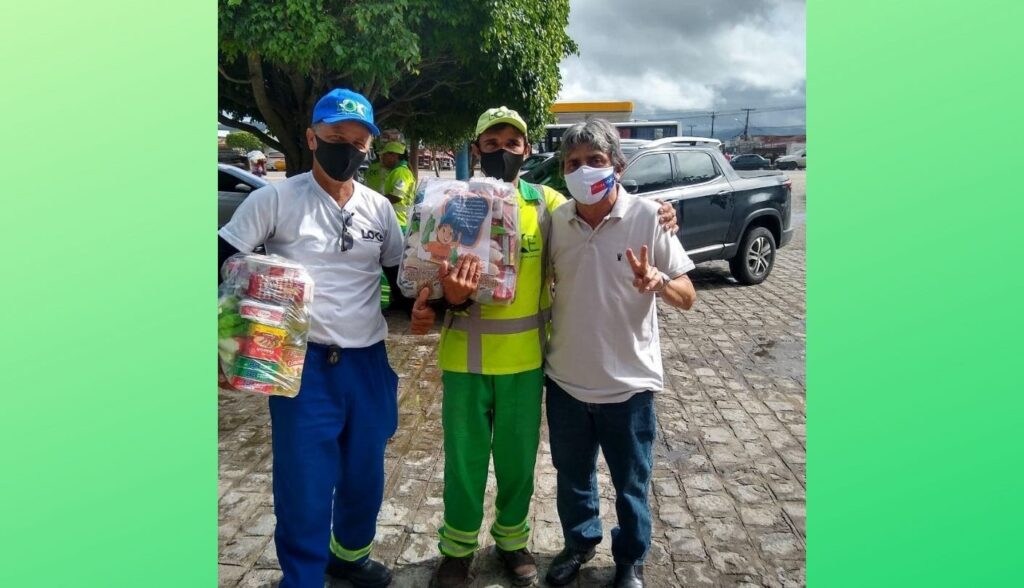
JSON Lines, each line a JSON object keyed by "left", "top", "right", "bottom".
{"left": 410, "top": 286, "right": 436, "bottom": 334}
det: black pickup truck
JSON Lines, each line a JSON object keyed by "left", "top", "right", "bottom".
{"left": 523, "top": 139, "right": 793, "bottom": 285}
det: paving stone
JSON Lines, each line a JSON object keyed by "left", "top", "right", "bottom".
{"left": 708, "top": 547, "right": 762, "bottom": 576}
{"left": 682, "top": 473, "right": 725, "bottom": 495}
{"left": 236, "top": 568, "right": 281, "bottom": 588}
{"left": 219, "top": 564, "right": 246, "bottom": 588}
{"left": 739, "top": 505, "right": 787, "bottom": 528}
{"left": 687, "top": 494, "right": 737, "bottom": 517}
{"left": 754, "top": 532, "right": 805, "bottom": 559}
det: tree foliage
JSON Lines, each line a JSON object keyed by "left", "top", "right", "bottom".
{"left": 224, "top": 131, "right": 264, "bottom": 152}
{"left": 219, "top": 0, "right": 576, "bottom": 174}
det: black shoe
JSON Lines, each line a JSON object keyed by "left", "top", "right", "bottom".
{"left": 544, "top": 546, "right": 596, "bottom": 586}
{"left": 325, "top": 556, "right": 393, "bottom": 588}
{"left": 613, "top": 563, "right": 644, "bottom": 588}
{"left": 432, "top": 554, "right": 474, "bottom": 588}
{"left": 496, "top": 547, "right": 538, "bottom": 586}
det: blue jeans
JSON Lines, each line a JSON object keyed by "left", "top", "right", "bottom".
{"left": 545, "top": 378, "right": 656, "bottom": 566}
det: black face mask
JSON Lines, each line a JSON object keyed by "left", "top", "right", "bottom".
{"left": 479, "top": 149, "right": 525, "bottom": 182}
{"left": 313, "top": 137, "right": 367, "bottom": 182}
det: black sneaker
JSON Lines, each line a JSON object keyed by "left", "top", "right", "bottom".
{"left": 325, "top": 556, "right": 393, "bottom": 588}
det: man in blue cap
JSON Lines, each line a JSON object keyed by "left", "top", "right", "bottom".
{"left": 218, "top": 88, "right": 404, "bottom": 588}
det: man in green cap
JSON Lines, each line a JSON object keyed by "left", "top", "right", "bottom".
{"left": 363, "top": 129, "right": 402, "bottom": 195}
{"left": 410, "top": 107, "right": 677, "bottom": 588}
{"left": 380, "top": 141, "right": 417, "bottom": 228}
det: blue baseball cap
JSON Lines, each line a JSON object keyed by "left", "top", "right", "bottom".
{"left": 311, "top": 88, "right": 380, "bottom": 136}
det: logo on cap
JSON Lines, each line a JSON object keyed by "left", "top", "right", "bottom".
{"left": 338, "top": 99, "right": 367, "bottom": 117}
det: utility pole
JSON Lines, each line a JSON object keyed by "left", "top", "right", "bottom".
{"left": 709, "top": 112, "right": 716, "bottom": 138}
{"left": 741, "top": 108, "right": 755, "bottom": 139}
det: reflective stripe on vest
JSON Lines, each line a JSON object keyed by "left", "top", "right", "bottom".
{"left": 443, "top": 304, "right": 552, "bottom": 373}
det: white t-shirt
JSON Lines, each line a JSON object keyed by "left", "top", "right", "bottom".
{"left": 544, "top": 189, "right": 695, "bottom": 404}
{"left": 219, "top": 172, "right": 404, "bottom": 348}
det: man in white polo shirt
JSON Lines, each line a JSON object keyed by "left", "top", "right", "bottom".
{"left": 218, "top": 88, "right": 403, "bottom": 588}
{"left": 543, "top": 119, "right": 697, "bottom": 588}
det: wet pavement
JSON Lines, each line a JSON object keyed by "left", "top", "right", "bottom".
{"left": 220, "top": 172, "right": 807, "bottom": 587}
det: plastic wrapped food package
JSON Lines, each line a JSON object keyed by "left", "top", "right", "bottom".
{"left": 218, "top": 253, "right": 314, "bottom": 397}
{"left": 397, "top": 177, "right": 520, "bottom": 305}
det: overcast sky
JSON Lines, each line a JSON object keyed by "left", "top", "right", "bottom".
{"left": 558, "top": 0, "right": 806, "bottom": 135}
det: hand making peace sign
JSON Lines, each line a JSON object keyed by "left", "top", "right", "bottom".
{"left": 625, "top": 245, "right": 665, "bottom": 294}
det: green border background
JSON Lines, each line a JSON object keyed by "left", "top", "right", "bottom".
{"left": 808, "top": 0, "right": 1023, "bottom": 586}
{"left": 0, "top": 1, "right": 215, "bottom": 586}
{"left": 1, "top": 1, "right": 1021, "bottom": 586}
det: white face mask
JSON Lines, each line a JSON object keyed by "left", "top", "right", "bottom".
{"left": 565, "top": 165, "right": 616, "bottom": 205}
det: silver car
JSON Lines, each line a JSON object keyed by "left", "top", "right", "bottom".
{"left": 218, "top": 163, "right": 268, "bottom": 228}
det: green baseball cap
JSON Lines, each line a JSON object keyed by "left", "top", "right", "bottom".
{"left": 475, "top": 106, "right": 528, "bottom": 137}
{"left": 380, "top": 141, "right": 406, "bottom": 155}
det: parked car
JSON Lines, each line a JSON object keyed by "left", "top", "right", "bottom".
{"left": 520, "top": 152, "right": 556, "bottom": 175}
{"left": 524, "top": 138, "right": 793, "bottom": 285}
{"left": 729, "top": 153, "right": 773, "bottom": 170}
{"left": 775, "top": 149, "right": 806, "bottom": 170}
{"left": 619, "top": 139, "right": 651, "bottom": 160}
{"left": 266, "top": 150, "right": 287, "bottom": 172}
{"left": 218, "top": 163, "right": 267, "bottom": 228}
{"left": 218, "top": 147, "right": 250, "bottom": 171}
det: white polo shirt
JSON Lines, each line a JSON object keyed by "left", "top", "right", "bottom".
{"left": 219, "top": 172, "right": 404, "bottom": 348}
{"left": 545, "top": 189, "right": 695, "bottom": 404}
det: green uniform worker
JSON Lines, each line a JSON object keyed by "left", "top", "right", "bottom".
{"left": 364, "top": 156, "right": 392, "bottom": 309}
{"left": 423, "top": 107, "right": 565, "bottom": 588}
{"left": 410, "top": 108, "right": 679, "bottom": 588}
{"left": 363, "top": 159, "right": 387, "bottom": 194}
{"left": 380, "top": 141, "right": 417, "bottom": 228}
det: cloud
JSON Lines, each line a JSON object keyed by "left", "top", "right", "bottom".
{"left": 557, "top": 0, "right": 805, "bottom": 128}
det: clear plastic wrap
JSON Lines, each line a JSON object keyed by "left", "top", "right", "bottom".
{"left": 397, "top": 177, "right": 520, "bottom": 305}
{"left": 218, "top": 253, "right": 315, "bottom": 397}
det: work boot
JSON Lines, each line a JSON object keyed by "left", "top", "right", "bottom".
{"left": 544, "top": 546, "right": 597, "bottom": 586}
{"left": 496, "top": 547, "right": 538, "bottom": 586}
{"left": 325, "top": 556, "right": 393, "bottom": 588}
{"left": 432, "top": 554, "right": 474, "bottom": 588}
{"left": 612, "top": 563, "right": 645, "bottom": 588}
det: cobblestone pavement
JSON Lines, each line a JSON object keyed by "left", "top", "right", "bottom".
{"left": 220, "top": 172, "right": 806, "bottom": 587}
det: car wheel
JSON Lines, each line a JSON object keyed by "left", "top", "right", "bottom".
{"left": 729, "top": 226, "right": 777, "bottom": 285}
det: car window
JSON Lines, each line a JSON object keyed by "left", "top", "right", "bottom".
{"left": 672, "top": 152, "right": 719, "bottom": 186}
{"left": 219, "top": 170, "right": 248, "bottom": 192}
{"left": 620, "top": 154, "right": 674, "bottom": 193}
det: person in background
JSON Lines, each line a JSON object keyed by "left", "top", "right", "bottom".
{"left": 247, "top": 149, "right": 267, "bottom": 176}
{"left": 379, "top": 141, "right": 417, "bottom": 228}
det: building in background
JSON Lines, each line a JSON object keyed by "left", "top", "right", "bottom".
{"left": 727, "top": 133, "right": 806, "bottom": 162}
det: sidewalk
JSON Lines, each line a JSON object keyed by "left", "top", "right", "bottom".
{"left": 219, "top": 175, "right": 807, "bottom": 587}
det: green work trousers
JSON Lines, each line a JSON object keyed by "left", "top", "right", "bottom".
{"left": 437, "top": 368, "right": 544, "bottom": 557}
